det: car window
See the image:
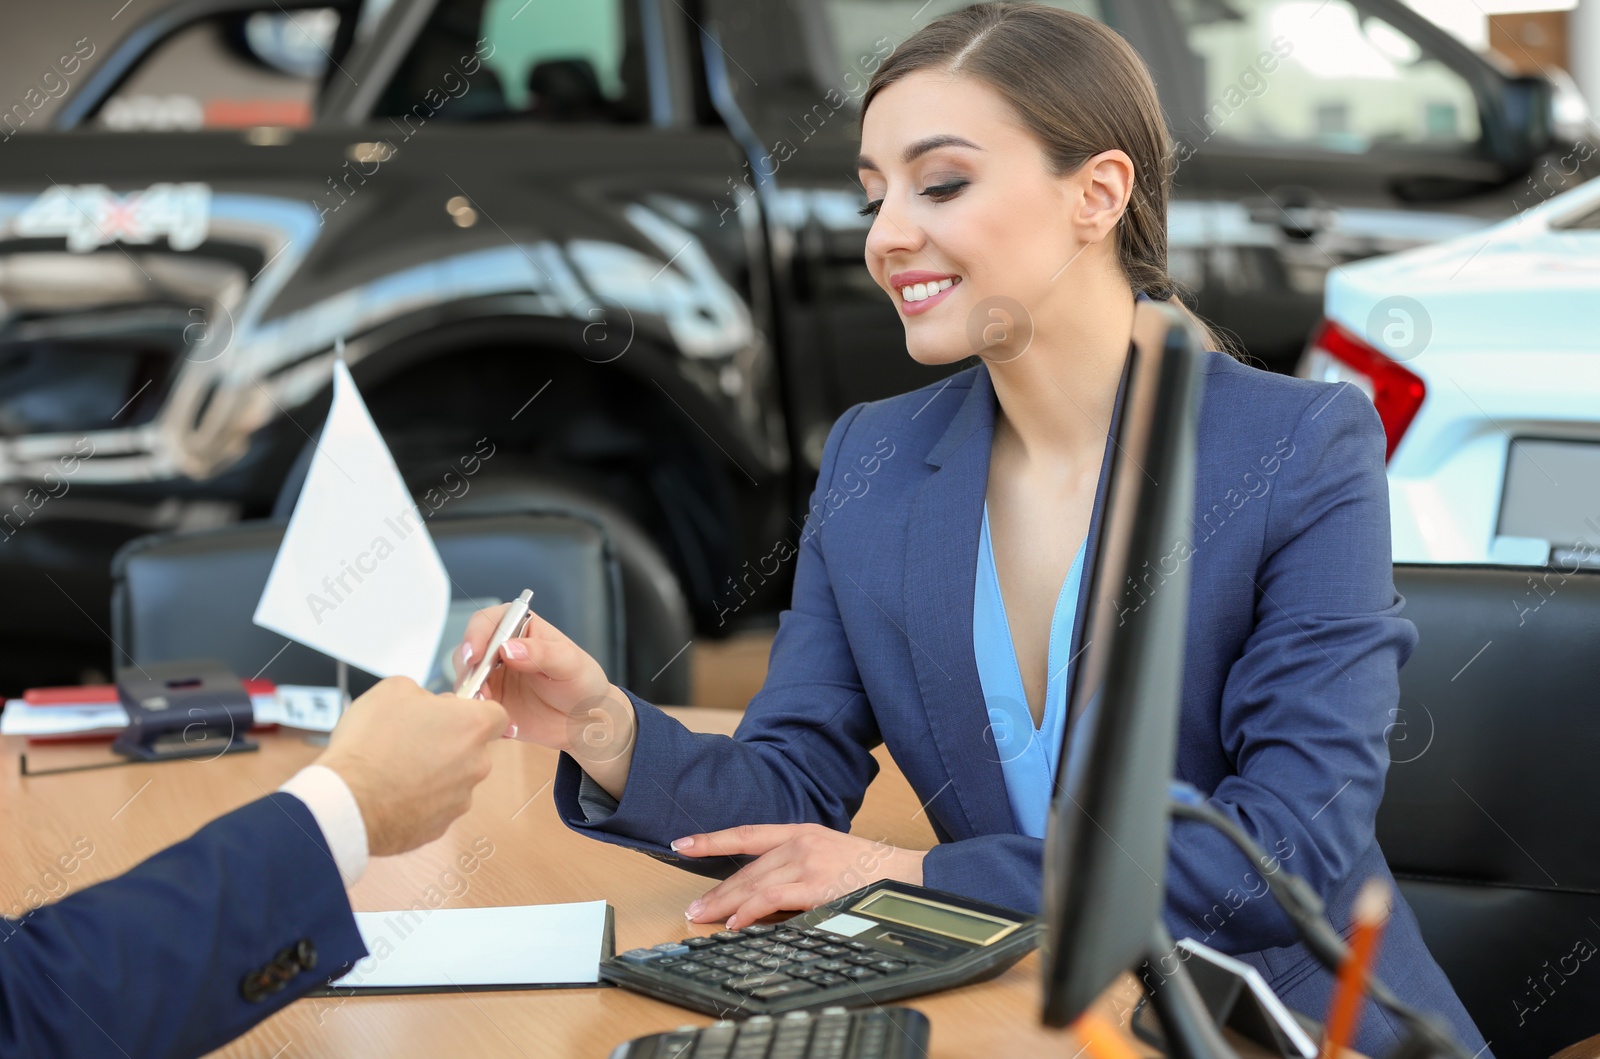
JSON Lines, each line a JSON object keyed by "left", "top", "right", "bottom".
{"left": 96, "top": 9, "right": 347, "bottom": 131}
{"left": 1170, "top": 0, "right": 1481, "bottom": 153}
{"left": 372, "top": 0, "right": 645, "bottom": 124}
{"left": 819, "top": 0, "right": 1106, "bottom": 99}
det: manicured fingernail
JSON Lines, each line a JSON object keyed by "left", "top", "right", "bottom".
{"left": 685, "top": 900, "right": 704, "bottom": 918}
{"left": 670, "top": 837, "right": 694, "bottom": 851}
{"left": 504, "top": 723, "right": 518, "bottom": 739}
{"left": 459, "top": 643, "right": 473, "bottom": 667}
{"left": 726, "top": 915, "right": 739, "bottom": 930}
{"left": 502, "top": 640, "right": 527, "bottom": 661}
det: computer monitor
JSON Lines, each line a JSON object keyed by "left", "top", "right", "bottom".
{"left": 1039, "top": 301, "right": 1209, "bottom": 1031}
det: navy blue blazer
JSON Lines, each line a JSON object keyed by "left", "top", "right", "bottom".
{"left": 0, "top": 793, "right": 365, "bottom": 1058}
{"left": 555, "top": 343, "right": 1488, "bottom": 1056}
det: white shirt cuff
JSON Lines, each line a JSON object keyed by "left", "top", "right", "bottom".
{"left": 279, "top": 764, "right": 370, "bottom": 887}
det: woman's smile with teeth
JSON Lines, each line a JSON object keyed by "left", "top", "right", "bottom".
{"left": 902, "top": 278, "right": 956, "bottom": 302}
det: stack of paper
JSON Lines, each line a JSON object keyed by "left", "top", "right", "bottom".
{"left": 0, "top": 681, "right": 341, "bottom": 740}
{"left": 0, "top": 700, "right": 128, "bottom": 739}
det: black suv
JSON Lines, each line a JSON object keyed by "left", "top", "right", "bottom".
{"left": 0, "top": 0, "right": 1589, "bottom": 691}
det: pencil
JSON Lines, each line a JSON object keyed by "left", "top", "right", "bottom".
{"left": 1320, "top": 878, "right": 1391, "bottom": 1059}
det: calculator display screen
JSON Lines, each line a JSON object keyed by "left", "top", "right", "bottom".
{"left": 850, "top": 891, "right": 1021, "bottom": 946}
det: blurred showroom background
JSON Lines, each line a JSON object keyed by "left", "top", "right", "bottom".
{"left": 1, "top": 0, "right": 1597, "bottom": 710}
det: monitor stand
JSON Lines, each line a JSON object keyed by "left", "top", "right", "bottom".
{"left": 1138, "top": 924, "right": 1242, "bottom": 1059}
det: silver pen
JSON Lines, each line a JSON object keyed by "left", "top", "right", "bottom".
{"left": 454, "top": 589, "right": 534, "bottom": 700}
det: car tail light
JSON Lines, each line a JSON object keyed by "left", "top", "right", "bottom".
{"left": 1296, "top": 319, "right": 1425, "bottom": 462}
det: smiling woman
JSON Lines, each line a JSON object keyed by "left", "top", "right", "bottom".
{"left": 457, "top": 6, "right": 1488, "bottom": 1058}
{"left": 853, "top": 8, "right": 1225, "bottom": 361}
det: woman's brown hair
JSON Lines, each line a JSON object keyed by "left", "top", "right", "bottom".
{"left": 859, "top": 1, "right": 1238, "bottom": 358}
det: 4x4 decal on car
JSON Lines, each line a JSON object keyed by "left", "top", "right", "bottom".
{"left": 12, "top": 182, "right": 211, "bottom": 252}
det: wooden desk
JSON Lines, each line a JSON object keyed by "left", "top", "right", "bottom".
{"left": 1, "top": 710, "right": 1190, "bottom": 1057}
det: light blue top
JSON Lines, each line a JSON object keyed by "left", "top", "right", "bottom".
{"left": 972, "top": 501, "right": 1089, "bottom": 839}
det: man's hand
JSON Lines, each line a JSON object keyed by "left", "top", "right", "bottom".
{"left": 315, "top": 676, "right": 508, "bottom": 857}
{"left": 671, "top": 824, "right": 928, "bottom": 929}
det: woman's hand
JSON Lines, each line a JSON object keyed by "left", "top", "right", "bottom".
{"left": 672, "top": 824, "right": 928, "bottom": 929}
{"left": 456, "top": 605, "right": 636, "bottom": 798}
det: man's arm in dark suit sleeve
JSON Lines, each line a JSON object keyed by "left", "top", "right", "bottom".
{"left": 0, "top": 792, "right": 367, "bottom": 1059}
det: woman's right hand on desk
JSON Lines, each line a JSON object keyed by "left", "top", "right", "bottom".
{"left": 457, "top": 604, "right": 636, "bottom": 800}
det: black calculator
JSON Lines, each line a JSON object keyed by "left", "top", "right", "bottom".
{"left": 602, "top": 880, "right": 1041, "bottom": 1018}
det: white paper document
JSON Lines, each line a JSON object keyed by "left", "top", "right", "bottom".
{"left": 252, "top": 359, "right": 449, "bottom": 684}
{"left": 331, "top": 901, "right": 609, "bottom": 989}
{"left": 0, "top": 701, "right": 127, "bottom": 736}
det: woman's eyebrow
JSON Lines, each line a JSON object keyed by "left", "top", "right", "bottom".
{"left": 856, "top": 134, "right": 984, "bottom": 172}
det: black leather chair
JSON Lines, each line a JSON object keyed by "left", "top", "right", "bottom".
{"left": 1378, "top": 563, "right": 1600, "bottom": 1059}
{"left": 433, "top": 476, "right": 695, "bottom": 707}
{"left": 110, "top": 512, "right": 625, "bottom": 699}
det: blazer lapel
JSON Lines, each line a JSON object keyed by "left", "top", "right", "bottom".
{"left": 903, "top": 365, "right": 1012, "bottom": 838}
{"left": 901, "top": 353, "right": 1133, "bottom": 840}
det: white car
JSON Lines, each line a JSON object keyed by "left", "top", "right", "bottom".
{"left": 1297, "top": 171, "right": 1600, "bottom": 571}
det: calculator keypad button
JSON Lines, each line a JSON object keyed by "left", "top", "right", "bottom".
{"left": 713, "top": 931, "right": 743, "bottom": 942}
{"left": 845, "top": 954, "right": 879, "bottom": 967}
{"left": 813, "top": 959, "right": 849, "bottom": 972}
{"left": 723, "top": 972, "right": 794, "bottom": 994}
{"left": 751, "top": 980, "right": 819, "bottom": 1000}
{"left": 817, "top": 945, "right": 849, "bottom": 957}
{"left": 741, "top": 924, "right": 775, "bottom": 936}
{"left": 617, "top": 948, "right": 661, "bottom": 965}
{"left": 870, "top": 960, "right": 907, "bottom": 973}
{"left": 813, "top": 972, "right": 848, "bottom": 986}
{"left": 684, "top": 937, "right": 719, "bottom": 949}
{"left": 840, "top": 966, "right": 878, "bottom": 980}
{"left": 791, "top": 938, "right": 825, "bottom": 950}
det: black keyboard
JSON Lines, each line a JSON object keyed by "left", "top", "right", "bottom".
{"left": 607, "top": 1006, "right": 929, "bottom": 1059}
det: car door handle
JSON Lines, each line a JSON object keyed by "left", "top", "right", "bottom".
{"left": 1248, "top": 202, "right": 1336, "bottom": 240}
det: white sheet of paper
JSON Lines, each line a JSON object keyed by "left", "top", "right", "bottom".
{"left": 2, "top": 691, "right": 283, "bottom": 736}
{"left": 251, "top": 360, "right": 449, "bottom": 684}
{"left": 331, "top": 901, "right": 608, "bottom": 989}
{"left": 0, "top": 701, "right": 127, "bottom": 735}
